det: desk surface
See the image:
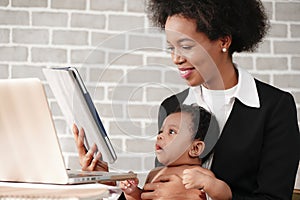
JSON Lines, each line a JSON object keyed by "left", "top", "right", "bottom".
{"left": 0, "top": 182, "right": 122, "bottom": 200}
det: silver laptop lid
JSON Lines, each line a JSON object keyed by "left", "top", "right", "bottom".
{"left": 0, "top": 78, "right": 69, "bottom": 184}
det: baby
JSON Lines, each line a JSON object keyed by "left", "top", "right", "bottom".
{"left": 120, "top": 105, "right": 230, "bottom": 200}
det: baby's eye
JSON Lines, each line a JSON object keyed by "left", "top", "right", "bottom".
{"left": 169, "top": 129, "right": 176, "bottom": 135}
{"left": 158, "top": 130, "right": 163, "bottom": 134}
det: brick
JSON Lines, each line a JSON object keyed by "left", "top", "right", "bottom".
{"left": 108, "top": 52, "right": 143, "bottom": 66}
{"left": 262, "top": 2, "right": 273, "bottom": 20}
{"left": 52, "top": 30, "right": 88, "bottom": 45}
{"left": 165, "top": 70, "right": 187, "bottom": 85}
{"left": 144, "top": 156, "right": 156, "bottom": 170}
{"left": 127, "top": 69, "right": 161, "bottom": 83}
{"left": 12, "top": 0, "right": 47, "bottom": 7}
{"left": 31, "top": 47, "right": 67, "bottom": 63}
{"left": 145, "top": 121, "right": 159, "bottom": 137}
{"left": 108, "top": 85, "right": 143, "bottom": 101}
{"left": 112, "top": 156, "right": 141, "bottom": 171}
{"left": 71, "top": 13, "right": 105, "bottom": 29}
{"left": 128, "top": 34, "right": 163, "bottom": 51}
{"left": 0, "top": 0, "right": 9, "bottom": 6}
{"left": 256, "top": 57, "right": 288, "bottom": 70}
{"left": 291, "top": 91, "right": 300, "bottom": 104}
{"left": 268, "top": 23, "right": 287, "bottom": 38}
{"left": 109, "top": 138, "right": 123, "bottom": 154}
{"left": 53, "top": 119, "right": 67, "bottom": 135}
{"left": 43, "top": 83, "right": 54, "bottom": 98}
{"left": 0, "top": 46, "right": 27, "bottom": 61}
{"left": 252, "top": 74, "right": 270, "bottom": 84}
{"left": 87, "top": 85, "right": 105, "bottom": 100}
{"left": 275, "top": 2, "right": 300, "bottom": 21}
{"left": 232, "top": 56, "right": 253, "bottom": 70}
{"left": 11, "top": 65, "right": 45, "bottom": 80}
{"left": 51, "top": 0, "right": 86, "bottom": 10}
{"left": 13, "top": 28, "right": 49, "bottom": 44}
{"left": 274, "top": 41, "right": 300, "bottom": 54}
{"left": 109, "top": 121, "right": 142, "bottom": 137}
{"left": 126, "top": 104, "right": 157, "bottom": 119}
{"left": 274, "top": 74, "right": 300, "bottom": 88}
{"left": 67, "top": 155, "right": 81, "bottom": 169}
{"left": 49, "top": 101, "right": 63, "bottom": 116}
{"left": 146, "top": 87, "right": 177, "bottom": 102}
{"left": 0, "top": 64, "right": 9, "bottom": 78}
{"left": 0, "top": 10, "right": 29, "bottom": 25}
{"left": 0, "top": 29, "right": 9, "bottom": 43}
{"left": 90, "top": 0, "right": 124, "bottom": 11}
{"left": 146, "top": 56, "right": 174, "bottom": 67}
{"left": 32, "top": 12, "right": 68, "bottom": 27}
{"left": 71, "top": 49, "right": 105, "bottom": 64}
{"left": 94, "top": 103, "right": 123, "bottom": 118}
{"left": 59, "top": 137, "right": 77, "bottom": 152}
{"left": 291, "top": 24, "right": 300, "bottom": 38}
{"left": 292, "top": 57, "right": 300, "bottom": 71}
{"left": 89, "top": 68, "right": 124, "bottom": 83}
{"left": 91, "top": 32, "right": 126, "bottom": 50}
{"left": 256, "top": 40, "right": 271, "bottom": 53}
{"left": 108, "top": 15, "right": 144, "bottom": 31}
{"left": 126, "top": 139, "right": 154, "bottom": 153}
{"left": 127, "top": 0, "right": 145, "bottom": 13}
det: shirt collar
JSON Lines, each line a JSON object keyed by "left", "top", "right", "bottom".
{"left": 184, "top": 65, "right": 260, "bottom": 108}
{"left": 234, "top": 65, "right": 260, "bottom": 108}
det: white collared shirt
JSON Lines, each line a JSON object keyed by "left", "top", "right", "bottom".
{"left": 183, "top": 65, "right": 260, "bottom": 132}
{"left": 183, "top": 65, "right": 261, "bottom": 199}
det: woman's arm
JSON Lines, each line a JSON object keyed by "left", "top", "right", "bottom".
{"left": 142, "top": 174, "right": 206, "bottom": 200}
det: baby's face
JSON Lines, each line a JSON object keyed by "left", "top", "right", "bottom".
{"left": 155, "top": 112, "right": 194, "bottom": 166}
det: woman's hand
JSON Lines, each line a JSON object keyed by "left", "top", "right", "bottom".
{"left": 141, "top": 174, "right": 206, "bottom": 200}
{"left": 182, "top": 167, "right": 215, "bottom": 190}
{"left": 183, "top": 167, "right": 232, "bottom": 200}
{"left": 73, "top": 124, "right": 108, "bottom": 172}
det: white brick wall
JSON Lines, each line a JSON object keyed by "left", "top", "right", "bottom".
{"left": 0, "top": 0, "right": 299, "bottom": 187}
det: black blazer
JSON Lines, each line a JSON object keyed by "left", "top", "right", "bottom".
{"left": 157, "top": 79, "right": 300, "bottom": 199}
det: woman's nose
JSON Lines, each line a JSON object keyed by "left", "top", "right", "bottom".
{"left": 172, "top": 52, "right": 185, "bottom": 65}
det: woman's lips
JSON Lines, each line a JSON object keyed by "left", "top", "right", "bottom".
{"left": 179, "top": 67, "right": 195, "bottom": 79}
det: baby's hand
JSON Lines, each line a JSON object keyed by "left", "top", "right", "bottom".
{"left": 119, "top": 178, "right": 139, "bottom": 195}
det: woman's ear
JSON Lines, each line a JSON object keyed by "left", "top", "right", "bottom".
{"left": 189, "top": 140, "right": 205, "bottom": 158}
{"left": 219, "top": 35, "right": 232, "bottom": 52}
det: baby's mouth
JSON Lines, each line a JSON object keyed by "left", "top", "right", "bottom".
{"left": 155, "top": 144, "right": 163, "bottom": 151}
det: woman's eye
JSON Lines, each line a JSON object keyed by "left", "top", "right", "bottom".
{"left": 169, "top": 129, "right": 176, "bottom": 135}
{"left": 166, "top": 46, "right": 175, "bottom": 53}
{"left": 182, "top": 46, "right": 192, "bottom": 50}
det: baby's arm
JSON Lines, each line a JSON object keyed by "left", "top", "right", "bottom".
{"left": 182, "top": 167, "right": 232, "bottom": 200}
{"left": 120, "top": 178, "right": 142, "bottom": 200}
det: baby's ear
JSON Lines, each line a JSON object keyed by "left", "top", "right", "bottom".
{"left": 189, "top": 141, "right": 205, "bottom": 158}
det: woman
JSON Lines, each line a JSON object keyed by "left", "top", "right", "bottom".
{"left": 74, "top": 0, "right": 300, "bottom": 199}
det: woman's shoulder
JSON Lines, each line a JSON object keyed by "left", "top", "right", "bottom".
{"left": 255, "top": 79, "right": 293, "bottom": 98}
{"left": 255, "top": 79, "right": 296, "bottom": 106}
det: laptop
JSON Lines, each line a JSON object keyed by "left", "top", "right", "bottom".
{"left": 42, "top": 67, "right": 117, "bottom": 164}
{"left": 0, "top": 78, "right": 136, "bottom": 184}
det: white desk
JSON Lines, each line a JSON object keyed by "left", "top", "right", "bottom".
{"left": 0, "top": 182, "right": 122, "bottom": 200}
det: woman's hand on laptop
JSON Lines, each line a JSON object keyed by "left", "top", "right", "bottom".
{"left": 73, "top": 124, "right": 108, "bottom": 172}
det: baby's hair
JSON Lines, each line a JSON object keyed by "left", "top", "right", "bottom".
{"left": 174, "top": 105, "right": 214, "bottom": 141}
{"left": 147, "top": 0, "right": 269, "bottom": 54}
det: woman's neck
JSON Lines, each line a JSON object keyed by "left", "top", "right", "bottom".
{"left": 203, "top": 61, "right": 238, "bottom": 90}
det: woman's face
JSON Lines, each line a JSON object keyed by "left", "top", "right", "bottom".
{"left": 165, "top": 15, "right": 223, "bottom": 87}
